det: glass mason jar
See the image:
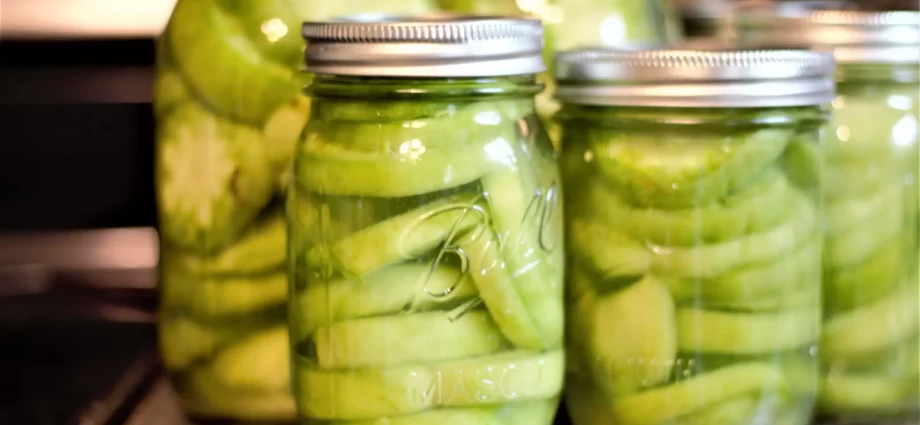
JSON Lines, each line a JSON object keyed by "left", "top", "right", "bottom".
{"left": 288, "top": 17, "right": 565, "bottom": 424}
{"left": 555, "top": 48, "right": 836, "bottom": 425}
{"left": 739, "top": 8, "right": 920, "bottom": 422}
{"left": 153, "top": 0, "right": 436, "bottom": 422}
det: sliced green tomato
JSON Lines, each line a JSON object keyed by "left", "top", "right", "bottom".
{"left": 826, "top": 336, "right": 920, "bottom": 376}
{"left": 202, "top": 326, "right": 290, "bottom": 392}
{"left": 263, "top": 94, "right": 311, "bottom": 176}
{"left": 291, "top": 263, "right": 478, "bottom": 339}
{"left": 593, "top": 128, "right": 792, "bottom": 209}
{"left": 160, "top": 267, "right": 287, "bottom": 318}
{"left": 213, "top": 0, "right": 307, "bottom": 68}
{"left": 153, "top": 39, "right": 189, "bottom": 118}
{"left": 672, "top": 395, "right": 759, "bottom": 425}
{"left": 824, "top": 160, "right": 893, "bottom": 200}
{"left": 312, "top": 400, "right": 559, "bottom": 425}
{"left": 826, "top": 183, "right": 901, "bottom": 238}
{"left": 436, "top": 350, "right": 564, "bottom": 406}
{"left": 459, "top": 226, "right": 548, "bottom": 350}
{"left": 295, "top": 131, "right": 504, "bottom": 198}
{"left": 825, "top": 196, "right": 904, "bottom": 269}
{"left": 652, "top": 190, "right": 817, "bottom": 279}
{"left": 306, "top": 194, "right": 484, "bottom": 277}
{"left": 159, "top": 310, "right": 282, "bottom": 370}
{"left": 293, "top": 357, "right": 436, "bottom": 420}
{"left": 569, "top": 219, "right": 653, "bottom": 279}
{"left": 781, "top": 133, "right": 823, "bottom": 193}
{"left": 819, "top": 372, "right": 919, "bottom": 414}
{"left": 676, "top": 307, "right": 820, "bottom": 355}
{"left": 156, "top": 102, "right": 276, "bottom": 254}
{"left": 825, "top": 236, "right": 904, "bottom": 315}
{"left": 166, "top": 208, "right": 286, "bottom": 276}
{"left": 586, "top": 167, "right": 795, "bottom": 246}
{"left": 167, "top": 0, "right": 302, "bottom": 125}
{"left": 590, "top": 276, "right": 677, "bottom": 396}
{"left": 180, "top": 368, "right": 296, "bottom": 420}
{"left": 609, "top": 362, "right": 785, "bottom": 425}
{"left": 822, "top": 283, "right": 920, "bottom": 361}
{"left": 312, "top": 310, "right": 507, "bottom": 368}
{"left": 665, "top": 235, "right": 821, "bottom": 309}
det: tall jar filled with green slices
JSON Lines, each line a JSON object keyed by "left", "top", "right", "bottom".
{"left": 289, "top": 16, "right": 564, "bottom": 424}
{"left": 555, "top": 48, "right": 835, "bottom": 425}
{"left": 153, "top": 0, "right": 436, "bottom": 422}
{"left": 741, "top": 8, "right": 920, "bottom": 422}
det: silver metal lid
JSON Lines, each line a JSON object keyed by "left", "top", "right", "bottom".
{"left": 301, "top": 15, "right": 546, "bottom": 77}
{"left": 739, "top": 7, "right": 920, "bottom": 65}
{"left": 554, "top": 47, "right": 836, "bottom": 108}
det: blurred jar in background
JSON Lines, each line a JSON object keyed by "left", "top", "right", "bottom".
{"left": 152, "top": 0, "right": 437, "bottom": 422}
{"left": 437, "top": 0, "right": 684, "bottom": 150}
{"left": 741, "top": 7, "right": 920, "bottom": 423}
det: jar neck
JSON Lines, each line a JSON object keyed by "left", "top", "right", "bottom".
{"left": 837, "top": 63, "right": 919, "bottom": 85}
{"left": 306, "top": 74, "right": 543, "bottom": 101}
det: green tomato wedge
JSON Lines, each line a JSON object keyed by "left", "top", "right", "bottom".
{"left": 160, "top": 267, "right": 287, "bottom": 319}
{"left": 165, "top": 208, "right": 286, "bottom": 276}
{"left": 585, "top": 167, "right": 794, "bottom": 246}
{"left": 435, "top": 350, "right": 564, "bottom": 407}
{"left": 825, "top": 236, "right": 905, "bottom": 315}
{"left": 156, "top": 102, "right": 275, "bottom": 254}
{"left": 458, "top": 226, "right": 551, "bottom": 350}
{"left": 263, "top": 94, "right": 311, "bottom": 178}
{"left": 305, "top": 194, "right": 483, "bottom": 277}
{"left": 153, "top": 41, "right": 189, "bottom": 119}
{"left": 819, "top": 372, "right": 919, "bottom": 414}
{"left": 826, "top": 183, "right": 901, "bottom": 238}
{"left": 609, "top": 362, "right": 785, "bottom": 425}
{"left": 158, "top": 308, "right": 283, "bottom": 370}
{"left": 181, "top": 368, "right": 296, "bottom": 420}
{"left": 309, "top": 400, "right": 559, "bottom": 425}
{"left": 167, "top": 0, "right": 302, "bottom": 126}
{"left": 676, "top": 307, "right": 820, "bottom": 355}
{"left": 201, "top": 326, "right": 290, "bottom": 392}
{"left": 291, "top": 263, "right": 478, "bottom": 339}
{"left": 312, "top": 310, "right": 507, "bottom": 368}
{"left": 592, "top": 128, "right": 792, "bottom": 209}
{"left": 295, "top": 113, "right": 514, "bottom": 197}
{"left": 569, "top": 219, "right": 653, "bottom": 279}
{"left": 664, "top": 235, "right": 821, "bottom": 310}
{"left": 590, "top": 276, "right": 678, "bottom": 396}
{"left": 672, "top": 395, "right": 760, "bottom": 425}
{"left": 825, "top": 195, "right": 904, "bottom": 269}
{"left": 293, "top": 358, "right": 436, "bottom": 420}
{"left": 821, "top": 283, "right": 920, "bottom": 361}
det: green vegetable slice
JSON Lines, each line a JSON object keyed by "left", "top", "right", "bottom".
{"left": 569, "top": 219, "right": 652, "bottom": 279}
{"left": 826, "top": 183, "right": 901, "bottom": 238}
{"left": 202, "top": 326, "right": 290, "bottom": 392}
{"left": 292, "top": 263, "right": 478, "bottom": 339}
{"left": 158, "top": 308, "right": 283, "bottom": 370}
{"left": 312, "top": 310, "right": 507, "bottom": 368}
{"left": 293, "top": 358, "right": 435, "bottom": 420}
{"left": 609, "top": 362, "right": 784, "bottom": 425}
{"left": 590, "top": 276, "right": 677, "bottom": 396}
{"left": 436, "top": 350, "right": 564, "bottom": 406}
{"left": 672, "top": 395, "right": 759, "bottom": 425}
{"left": 156, "top": 102, "right": 275, "bottom": 253}
{"left": 825, "top": 195, "right": 904, "bottom": 269}
{"left": 167, "top": 0, "right": 302, "bottom": 125}
{"left": 308, "top": 400, "right": 557, "bottom": 425}
{"left": 263, "top": 94, "right": 311, "bottom": 180}
{"left": 665, "top": 235, "right": 821, "bottom": 309}
{"left": 181, "top": 368, "right": 296, "bottom": 420}
{"left": 593, "top": 128, "right": 792, "bottom": 209}
{"left": 166, "top": 208, "right": 286, "bottom": 276}
{"left": 822, "top": 283, "right": 920, "bottom": 361}
{"left": 459, "top": 226, "right": 549, "bottom": 350}
{"left": 676, "top": 307, "right": 820, "bottom": 354}
{"left": 819, "top": 372, "right": 918, "bottom": 414}
{"left": 825, "top": 236, "right": 904, "bottom": 314}
{"left": 160, "top": 268, "right": 287, "bottom": 318}
{"left": 213, "top": 0, "right": 307, "bottom": 68}
{"left": 306, "top": 194, "right": 483, "bottom": 277}
{"left": 153, "top": 41, "right": 189, "bottom": 119}
{"left": 586, "top": 167, "right": 794, "bottom": 246}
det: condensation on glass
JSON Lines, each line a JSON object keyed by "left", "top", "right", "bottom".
{"left": 152, "top": 0, "right": 435, "bottom": 422}
{"left": 288, "top": 16, "right": 564, "bottom": 424}
{"left": 555, "top": 47, "right": 836, "bottom": 425}
{"left": 741, "top": 8, "right": 920, "bottom": 422}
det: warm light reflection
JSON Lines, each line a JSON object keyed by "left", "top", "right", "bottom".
{"left": 2, "top": 0, "right": 177, "bottom": 38}
{"left": 836, "top": 125, "right": 851, "bottom": 142}
{"left": 261, "top": 18, "right": 289, "bottom": 43}
{"left": 892, "top": 114, "right": 918, "bottom": 148}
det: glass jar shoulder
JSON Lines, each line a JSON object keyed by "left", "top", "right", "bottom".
{"left": 829, "top": 80, "right": 919, "bottom": 161}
